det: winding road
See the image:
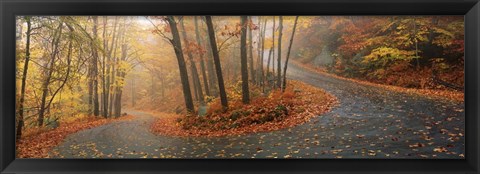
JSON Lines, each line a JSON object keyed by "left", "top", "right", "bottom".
{"left": 52, "top": 63, "right": 465, "bottom": 158}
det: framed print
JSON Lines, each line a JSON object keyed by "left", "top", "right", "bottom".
{"left": 1, "top": 0, "right": 479, "bottom": 173}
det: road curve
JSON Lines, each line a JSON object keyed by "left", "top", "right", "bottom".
{"left": 52, "top": 63, "right": 465, "bottom": 159}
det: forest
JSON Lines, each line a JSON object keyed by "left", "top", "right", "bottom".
{"left": 16, "top": 16, "right": 464, "bottom": 158}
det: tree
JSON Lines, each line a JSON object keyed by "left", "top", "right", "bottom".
{"left": 38, "top": 20, "right": 64, "bottom": 126}
{"left": 247, "top": 16, "right": 255, "bottom": 84}
{"left": 194, "top": 16, "right": 211, "bottom": 96}
{"left": 205, "top": 16, "right": 228, "bottom": 110}
{"left": 92, "top": 16, "right": 100, "bottom": 117}
{"left": 271, "top": 17, "right": 276, "bottom": 87}
{"left": 265, "top": 47, "right": 273, "bottom": 86}
{"left": 108, "top": 17, "right": 120, "bottom": 117}
{"left": 180, "top": 17, "right": 205, "bottom": 104}
{"left": 282, "top": 16, "right": 300, "bottom": 92}
{"left": 277, "top": 16, "right": 283, "bottom": 89}
{"left": 113, "top": 44, "right": 128, "bottom": 117}
{"left": 102, "top": 17, "right": 118, "bottom": 118}
{"left": 16, "top": 16, "right": 32, "bottom": 140}
{"left": 240, "top": 16, "right": 250, "bottom": 104}
{"left": 259, "top": 18, "right": 267, "bottom": 90}
{"left": 166, "top": 16, "right": 195, "bottom": 113}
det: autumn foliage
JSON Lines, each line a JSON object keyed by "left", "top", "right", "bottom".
{"left": 150, "top": 81, "right": 338, "bottom": 137}
{"left": 292, "top": 16, "right": 464, "bottom": 95}
{"left": 292, "top": 61, "right": 464, "bottom": 102}
{"left": 17, "top": 115, "right": 133, "bottom": 158}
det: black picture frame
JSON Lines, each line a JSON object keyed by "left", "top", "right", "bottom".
{"left": 1, "top": 0, "right": 479, "bottom": 173}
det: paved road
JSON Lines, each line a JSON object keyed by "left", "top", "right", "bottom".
{"left": 52, "top": 63, "right": 465, "bottom": 158}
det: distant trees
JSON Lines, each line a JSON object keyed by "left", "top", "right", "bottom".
{"left": 180, "top": 18, "right": 205, "bottom": 104}
{"left": 194, "top": 16, "right": 211, "bottom": 97}
{"left": 247, "top": 17, "right": 255, "bottom": 84}
{"left": 14, "top": 16, "right": 140, "bottom": 140}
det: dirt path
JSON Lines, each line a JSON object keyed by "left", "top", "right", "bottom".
{"left": 52, "top": 63, "right": 465, "bottom": 158}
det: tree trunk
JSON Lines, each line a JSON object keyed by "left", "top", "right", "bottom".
{"left": 277, "top": 16, "right": 283, "bottom": 89}
{"left": 240, "top": 16, "right": 250, "bottom": 104}
{"left": 282, "top": 16, "right": 299, "bottom": 92}
{"left": 114, "top": 44, "right": 127, "bottom": 117}
{"left": 266, "top": 47, "right": 273, "bottom": 84}
{"left": 16, "top": 17, "right": 31, "bottom": 140}
{"left": 44, "top": 24, "right": 75, "bottom": 115}
{"left": 259, "top": 18, "right": 267, "bottom": 91}
{"left": 92, "top": 16, "right": 100, "bottom": 117}
{"left": 131, "top": 76, "right": 135, "bottom": 107}
{"left": 109, "top": 18, "right": 121, "bottom": 117}
{"left": 205, "top": 16, "right": 228, "bottom": 110}
{"left": 202, "top": 18, "right": 218, "bottom": 96}
{"left": 271, "top": 17, "right": 276, "bottom": 88}
{"left": 248, "top": 16, "right": 255, "bottom": 84}
{"left": 101, "top": 17, "right": 108, "bottom": 118}
{"left": 38, "top": 21, "right": 63, "bottom": 127}
{"left": 194, "top": 17, "right": 211, "bottom": 97}
{"left": 180, "top": 18, "right": 205, "bottom": 104}
{"left": 167, "top": 16, "right": 195, "bottom": 113}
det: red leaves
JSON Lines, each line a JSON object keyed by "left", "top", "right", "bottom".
{"left": 150, "top": 81, "right": 338, "bottom": 137}
{"left": 16, "top": 115, "right": 134, "bottom": 158}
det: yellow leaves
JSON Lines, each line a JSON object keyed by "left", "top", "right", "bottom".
{"left": 363, "top": 47, "right": 417, "bottom": 70}
{"left": 409, "top": 143, "right": 425, "bottom": 148}
{"left": 433, "top": 147, "right": 448, "bottom": 153}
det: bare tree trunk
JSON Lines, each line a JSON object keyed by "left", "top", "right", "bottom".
{"left": 266, "top": 47, "right": 273, "bottom": 85}
{"left": 17, "top": 17, "right": 31, "bottom": 140}
{"left": 202, "top": 18, "right": 218, "bottom": 96}
{"left": 88, "top": 57, "right": 93, "bottom": 115}
{"left": 109, "top": 19, "right": 121, "bottom": 117}
{"left": 240, "top": 16, "right": 250, "bottom": 104}
{"left": 103, "top": 17, "right": 117, "bottom": 118}
{"left": 194, "top": 16, "right": 211, "bottom": 96}
{"left": 167, "top": 16, "right": 195, "bottom": 113}
{"left": 114, "top": 44, "right": 127, "bottom": 117}
{"left": 277, "top": 16, "right": 283, "bottom": 89}
{"left": 271, "top": 17, "right": 276, "bottom": 88}
{"left": 101, "top": 17, "right": 108, "bottom": 118}
{"left": 131, "top": 75, "right": 135, "bottom": 107}
{"left": 180, "top": 18, "right": 205, "bottom": 104}
{"left": 256, "top": 17, "right": 262, "bottom": 84}
{"left": 248, "top": 16, "right": 255, "bottom": 84}
{"left": 44, "top": 23, "right": 75, "bottom": 116}
{"left": 282, "top": 16, "right": 299, "bottom": 92}
{"left": 260, "top": 18, "right": 267, "bottom": 92}
{"left": 205, "top": 16, "right": 228, "bottom": 110}
{"left": 38, "top": 21, "right": 63, "bottom": 126}
{"left": 92, "top": 16, "right": 100, "bottom": 117}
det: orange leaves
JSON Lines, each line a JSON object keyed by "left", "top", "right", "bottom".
{"left": 16, "top": 115, "right": 134, "bottom": 158}
{"left": 292, "top": 60, "right": 464, "bottom": 102}
{"left": 150, "top": 80, "right": 338, "bottom": 137}
{"left": 433, "top": 147, "right": 448, "bottom": 153}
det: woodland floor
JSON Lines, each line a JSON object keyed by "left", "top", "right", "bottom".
{"left": 50, "top": 63, "right": 465, "bottom": 158}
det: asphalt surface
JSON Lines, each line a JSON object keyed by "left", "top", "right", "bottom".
{"left": 52, "top": 63, "right": 465, "bottom": 159}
